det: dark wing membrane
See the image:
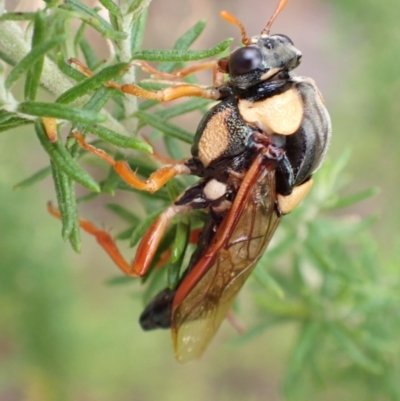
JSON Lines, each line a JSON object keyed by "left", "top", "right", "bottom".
{"left": 172, "top": 162, "right": 281, "bottom": 362}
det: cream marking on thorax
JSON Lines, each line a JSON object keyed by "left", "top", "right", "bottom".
{"left": 238, "top": 88, "right": 303, "bottom": 135}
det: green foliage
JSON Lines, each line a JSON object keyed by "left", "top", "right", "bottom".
{"left": 245, "top": 152, "right": 400, "bottom": 399}
{"left": 131, "top": 40, "right": 233, "bottom": 62}
{"left": 0, "top": 0, "right": 222, "bottom": 252}
{"left": 0, "top": 0, "right": 399, "bottom": 400}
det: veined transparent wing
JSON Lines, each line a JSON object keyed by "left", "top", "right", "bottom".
{"left": 171, "top": 155, "right": 281, "bottom": 362}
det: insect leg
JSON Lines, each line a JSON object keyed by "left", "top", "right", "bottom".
{"left": 47, "top": 202, "right": 141, "bottom": 276}
{"left": 73, "top": 132, "right": 191, "bottom": 193}
{"left": 68, "top": 58, "right": 122, "bottom": 89}
{"left": 132, "top": 60, "right": 216, "bottom": 80}
{"left": 135, "top": 181, "right": 211, "bottom": 274}
{"left": 47, "top": 201, "right": 191, "bottom": 277}
{"left": 132, "top": 204, "right": 193, "bottom": 275}
{"left": 68, "top": 58, "right": 222, "bottom": 101}
{"left": 129, "top": 58, "right": 225, "bottom": 100}
{"left": 120, "top": 83, "right": 221, "bottom": 102}
{"left": 124, "top": 58, "right": 225, "bottom": 100}
{"left": 134, "top": 60, "right": 226, "bottom": 87}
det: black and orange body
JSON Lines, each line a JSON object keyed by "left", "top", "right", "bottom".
{"left": 139, "top": 73, "right": 331, "bottom": 360}
{"left": 52, "top": 0, "right": 331, "bottom": 362}
{"left": 137, "top": 15, "right": 331, "bottom": 361}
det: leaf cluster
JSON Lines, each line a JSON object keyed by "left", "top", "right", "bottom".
{"left": 0, "top": 0, "right": 230, "bottom": 252}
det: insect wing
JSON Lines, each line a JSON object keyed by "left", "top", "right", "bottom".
{"left": 172, "top": 159, "right": 281, "bottom": 362}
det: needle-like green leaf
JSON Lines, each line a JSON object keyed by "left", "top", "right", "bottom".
{"left": 56, "top": 54, "right": 86, "bottom": 82}
{"left": 61, "top": 0, "right": 127, "bottom": 40}
{"left": 56, "top": 62, "right": 128, "bottom": 104}
{"left": 86, "top": 124, "right": 152, "bottom": 153}
{"left": 98, "top": 0, "right": 122, "bottom": 17}
{"left": 0, "top": 12, "right": 36, "bottom": 21}
{"left": 328, "top": 324, "right": 382, "bottom": 374}
{"left": 35, "top": 120, "right": 100, "bottom": 193}
{"left": 13, "top": 166, "right": 51, "bottom": 190}
{"left": 18, "top": 102, "right": 107, "bottom": 124}
{"left": 170, "top": 218, "right": 190, "bottom": 264}
{"left": 131, "top": 38, "right": 233, "bottom": 62}
{"left": 0, "top": 116, "right": 33, "bottom": 133}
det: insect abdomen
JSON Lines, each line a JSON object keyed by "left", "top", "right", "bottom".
{"left": 286, "top": 77, "right": 332, "bottom": 185}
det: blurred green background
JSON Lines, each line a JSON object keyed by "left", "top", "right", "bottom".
{"left": 1, "top": 0, "right": 400, "bottom": 400}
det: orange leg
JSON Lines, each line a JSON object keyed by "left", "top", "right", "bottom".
{"left": 68, "top": 58, "right": 92, "bottom": 76}
{"left": 48, "top": 202, "right": 191, "bottom": 277}
{"left": 132, "top": 60, "right": 216, "bottom": 80}
{"left": 68, "top": 58, "right": 223, "bottom": 102}
{"left": 48, "top": 202, "right": 140, "bottom": 276}
{"left": 68, "top": 58, "right": 121, "bottom": 89}
{"left": 134, "top": 204, "right": 192, "bottom": 275}
{"left": 132, "top": 60, "right": 226, "bottom": 87}
{"left": 73, "top": 132, "right": 191, "bottom": 193}
{"left": 69, "top": 58, "right": 93, "bottom": 77}
{"left": 132, "top": 58, "right": 226, "bottom": 91}
{"left": 120, "top": 83, "right": 220, "bottom": 102}
{"left": 69, "top": 57, "right": 218, "bottom": 82}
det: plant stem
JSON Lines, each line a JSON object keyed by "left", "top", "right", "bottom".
{"left": 114, "top": 1, "right": 138, "bottom": 132}
{"left": 0, "top": 19, "right": 128, "bottom": 135}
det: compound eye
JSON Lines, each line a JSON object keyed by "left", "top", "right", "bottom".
{"left": 270, "top": 34, "right": 294, "bottom": 45}
{"left": 229, "top": 47, "right": 262, "bottom": 76}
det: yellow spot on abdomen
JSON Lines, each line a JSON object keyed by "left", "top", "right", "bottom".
{"left": 278, "top": 178, "right": 313, "bottom": 215}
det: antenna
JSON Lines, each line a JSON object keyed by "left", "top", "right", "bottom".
{"left": 220, "top": 10, "right": 251, "bottom": 46}
{"left": 261, "top": 0, "right": 289, "bottom": 36}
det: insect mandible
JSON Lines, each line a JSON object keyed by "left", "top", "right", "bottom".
{"left": 50, "top": 0, "right": 331, "bottom": 362}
